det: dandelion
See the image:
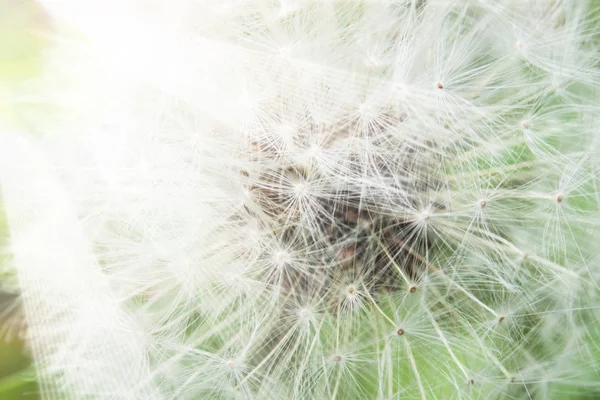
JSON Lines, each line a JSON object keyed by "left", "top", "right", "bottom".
{"left": 2, "top": 0, "right": 600, "bottom": 399}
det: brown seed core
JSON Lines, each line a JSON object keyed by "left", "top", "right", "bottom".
{"left": 332, "top": 355, "right": 342, "bottom": 363}
{"left": 396, "top": 328, "right": 405, "bottom": 336}
{"left": 556, "top": 195, "right": 563, "bottom": 203}
{"left": 437, "top": 82, "right": 444, "bottom": 89}
{"left": 409, "top": 286, "right": 416, "bottom": 293}
{"left": 498, "top": 316, "right": 505, "bottom": 323}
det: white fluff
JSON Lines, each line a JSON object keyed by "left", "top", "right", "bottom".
{"left": 2, "top": 0, "right": 600, "bottom": 398}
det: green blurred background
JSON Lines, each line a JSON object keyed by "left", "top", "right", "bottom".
{"left": 1, "top": 0, "right": 48, "bottom": 398}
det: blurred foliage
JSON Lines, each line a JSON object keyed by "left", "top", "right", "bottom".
{"left": 0, "top": 341, "right": 38, "bottom": 399}
{"left": 1, "top": 2, "right": 47, "bottom": 398}
{"left": 0, "top": 0, "right": 50, "bottom": 128}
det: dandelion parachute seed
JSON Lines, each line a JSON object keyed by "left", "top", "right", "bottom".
{"left": 1, "top": 0, "right": 600, "bottom": 399}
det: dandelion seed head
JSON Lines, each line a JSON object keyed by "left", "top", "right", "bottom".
{"left": 5, "top": 0, "right": 600, "bottom": 398}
